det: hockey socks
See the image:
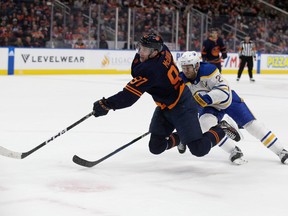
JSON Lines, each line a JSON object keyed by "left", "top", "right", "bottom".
{"left": 166, "top": 132, "right": 180, "bottom": 150}
{"left": 205, "top": 126, "right": 225, "bottom": 147}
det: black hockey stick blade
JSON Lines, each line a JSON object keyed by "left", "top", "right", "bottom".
{"left": 73, "top": 132, "right": 150, "bottom": 168}
{"left": 0, "top": 111, "right": 94, "bottom": 159}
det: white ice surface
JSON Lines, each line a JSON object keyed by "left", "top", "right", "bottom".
{"left": 0, "top": 74, "right": 287, "bottom": 216}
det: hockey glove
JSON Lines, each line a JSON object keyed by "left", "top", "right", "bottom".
{"left": 193, "top": 93, "right": 212, "bottom": 107}
{"left": 222, "top": 53, "right": 227, "bottom": 59}
{"left": 93, "top": 97, "right": 111, "bottom": 117}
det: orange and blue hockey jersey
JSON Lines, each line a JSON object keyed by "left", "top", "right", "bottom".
{"left": 106, "top": 44, "right": 185, "bottom": 110}
{"left": 201, "top": 36, "right": 227, "bottom": 64}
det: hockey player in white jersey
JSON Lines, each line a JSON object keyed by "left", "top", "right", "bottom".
{"left": 178, "top": 51, "right": 288, "bottom": 165}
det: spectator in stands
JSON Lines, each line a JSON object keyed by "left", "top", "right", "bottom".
{"left": 23, "top": 36, "right": 33, "bottom": 47}
{"left": 74, "top": 37, "right": 86, "bottom": 49}
{"left": 99, "top": 34, "right": 109, "bottom": 49}
{"left": 0, "top": 0, "right": 287, "bottom": 53}
{"left": 123, "top": 38, "right": 135, "bottom": 49}
{"left": 0, "top": 36, "right": 9, "bottom": 47}
{"left": 14, "top": 37, "right": 24, "bottom": 47}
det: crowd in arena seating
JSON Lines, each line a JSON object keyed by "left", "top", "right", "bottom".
{"left": 0, "top": 0, "right": 287, "bottom": 53}
{"left": 0, "top": 0, "right": 51, "bottom": 47}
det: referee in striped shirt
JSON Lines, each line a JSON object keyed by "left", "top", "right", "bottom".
{"left": 237, "top": 35, "right": 256, "bottom": 82}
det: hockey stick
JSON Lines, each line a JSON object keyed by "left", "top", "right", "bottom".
{"left": 72, "top": 131, "right": 150, "bottom": 168}
{"left": 0, "top": 111, "right": 94, "bottom": 159}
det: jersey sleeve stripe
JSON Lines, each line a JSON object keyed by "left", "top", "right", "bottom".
{"left": 124, "top": 85, "right": 142, "bottom": 97}
{"left": 212, "top": 85, "right": 230, "bottom": 92}
{"left": 126, "top": 85, "right": 142, "bottom": 96}
{"left": 207, "top": 59, "right": 221, "bottom": 63}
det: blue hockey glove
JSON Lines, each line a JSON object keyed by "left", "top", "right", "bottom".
{"left": 93, "top": 98, "right": 111, "bottom": 117}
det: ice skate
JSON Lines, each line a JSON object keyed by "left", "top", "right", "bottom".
{"left": 229, "top": 146, "right": 248, "bottom": 165}
{"left": 222, "top": 115, "right": 244, "bottom": 140}
{"left": 278, "top": 149, "right": 288, "bottom": 164}
{"left": 218, "top": 120, "right": 241, "bottom": 142}
{"left": 177, "top": 143, "right": 186, "bottom": 154}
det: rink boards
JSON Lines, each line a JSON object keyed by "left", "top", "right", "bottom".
{"left": 0, "top": 48, "right": 287, "bottom": 75}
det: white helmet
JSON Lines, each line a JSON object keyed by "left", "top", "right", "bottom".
{"left": 179, "top": 51, "right": 201, "bottom": 68}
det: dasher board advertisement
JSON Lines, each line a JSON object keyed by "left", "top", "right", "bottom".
{"left": 13, "top": 48, "right": 135, "bottom": 75}
{"left": 0, "top": 48, "right": 8, "bottom": 75}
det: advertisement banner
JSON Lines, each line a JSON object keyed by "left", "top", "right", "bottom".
{"left": 0, "top": 48, "right": 8, "bottom": 75}
{"left": 260, "top": 54, "right": 288, "bottom": 74}
{"left": 0, "top": 48, "right": 285, "bottom": 75}
{"left": 173, "top": 52, "right": 257, "bottom": 74}
{"left": 14, "top": 48, "right": 135, "bottom": 75}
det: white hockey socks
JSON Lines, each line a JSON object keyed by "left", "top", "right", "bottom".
{"left": 244, "top": 120, "right": 284, "bottom": 155}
